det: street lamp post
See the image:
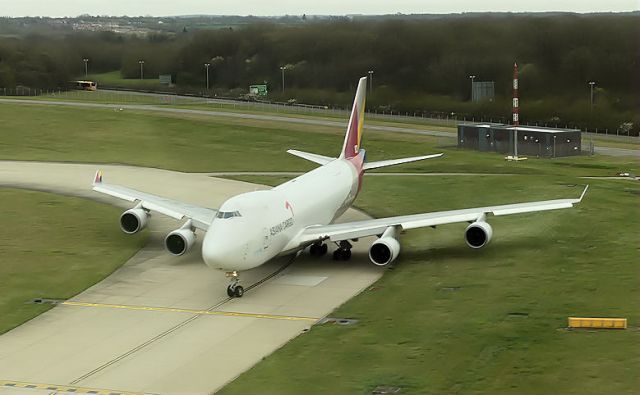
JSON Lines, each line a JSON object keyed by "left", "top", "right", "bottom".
{"left": 588, "top": 81, "right": 596, "bottom": 110}
{"left": 280, "top": 66, "right": 287, "bottom": 93}
{"left": 469, "top": 75, "right": 476, "bottom": 101}
{"left": 83, "top": 58, "right": 89, "bottom": 78}
{"left": 204, "top": 63, "right": 211, "bottom": 90}
{"left": 553, "top": 135, "right": 557, "bottom": 158}
{"left": 368, "top": 70, "right": 374, "bottom": 93}
{"left": 138, "top": 60, "right": 145, "bottom": 80}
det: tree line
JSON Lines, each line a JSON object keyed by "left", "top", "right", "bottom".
{"left": 0, "top": 13, "right": 637, "bottom": 133}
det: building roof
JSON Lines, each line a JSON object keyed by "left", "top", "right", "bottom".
{"left": 460, "top": 123, "right": 580, "bottom": 134}
{"left": 499, "top": 125, "right": 581, "bottom": 134}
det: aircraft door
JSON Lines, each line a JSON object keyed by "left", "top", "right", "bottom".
{"left": 262, "top": 227, "right": 270, "bottom": 250}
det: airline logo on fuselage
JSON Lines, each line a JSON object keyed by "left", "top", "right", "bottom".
{"left": 285, "top": 200, "right": 294, "bottom": 216}
{"left": 270, "top": 217, "right": 294, "bottom": 236}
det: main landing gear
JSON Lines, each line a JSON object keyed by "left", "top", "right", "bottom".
{"left": 309, "top": 242, "right": 329, "bottom": 257}
{"left": 226, "top": 271, "right": 244, "bottom": 298}
{"left": 309, "top": 240, "right": 352, "bottom": 260}
{"left": 332, "top": 240, "right": 352, "bottom": 261}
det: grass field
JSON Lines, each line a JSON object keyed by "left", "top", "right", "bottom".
{"left": 0, "top": 188, "right": 146, "bottom": 335}
{"left": 0, "top": 104, "right": 635, "bottom": 177}
{"left": 0, "top": 102, "right": 638, "bottom": 393}
{"left": 5, "top": 94, "right": 637, "bottom": 151}
{"left": 219, "top": 175, "right": 639, "bottom": 395}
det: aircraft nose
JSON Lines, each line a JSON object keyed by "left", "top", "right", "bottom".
{"left": 202, "top": 232, "right": 247, "bottom": 270}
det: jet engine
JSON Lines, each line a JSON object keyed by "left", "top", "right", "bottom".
{"left": 368, "top": 227, "right": 401, "bottom": 266}
{"left": 464, "top": 221, "right": 493, "bottom": 249}
{"left": 165, "top": 228, "right": 196, "bottom": 256}
{"left": 120, "top": 208, "right": 148, "bottom": 234}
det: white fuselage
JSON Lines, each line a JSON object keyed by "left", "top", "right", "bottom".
{"left": 202, "top": 158, "right": 361, "bottom": 271}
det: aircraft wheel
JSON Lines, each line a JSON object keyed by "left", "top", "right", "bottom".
{"left": 311, "top": 243, "right": 329, "bottom": 257}
{"left": 234, "top": 285, "right": 245, "bottom": 298}
{"left": 332, "top": 249, "right": 342, "bottom": 261}
{"left": 226, "top": 285, "right": 235, "bottom": 298}
{"left": 333, "top": 249, "right": 351, "bottom": 261}
{"left": 343, "top": 249, "right": 352, "bottom": 260}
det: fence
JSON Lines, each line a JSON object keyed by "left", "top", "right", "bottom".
{"left": 1, "top": 86, "right": 638, "bottom": 138}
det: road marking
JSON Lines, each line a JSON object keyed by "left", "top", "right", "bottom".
{"left": 0, "top": 380, "right": 154, "bottom": 395}
{"left": 61, "top": 301, "right": 318, "bottom": 322}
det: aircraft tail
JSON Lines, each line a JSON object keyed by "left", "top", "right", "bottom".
{"left": 339, "top": 76, "right": 367, "bottom": 159}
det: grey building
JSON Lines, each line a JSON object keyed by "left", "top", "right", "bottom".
{"left": 457, "top": 124, "right": 581, "bottom": 158}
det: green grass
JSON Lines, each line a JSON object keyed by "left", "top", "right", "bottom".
{"left": 0, "top": 102, "right": 638, "bottom": 393}
{"left": 24, "top": 90, "right": 199, "bottom": 105}
{"left": 219, "top": 175, "right": 640, "bottom": 395}
{"left": 174, "top": 102, "right": 460, "bottom": 130}
{"left": 0, "top": 104, "right": 636, "bottom": 177}
{"left": 6, "top": 90, "right": 637, "bottom": 150}
{"left": 0, "top": 188, "right": 147, "bottom": 335}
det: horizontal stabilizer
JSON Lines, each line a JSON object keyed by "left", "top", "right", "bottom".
{"left": 287, "top": 149, "right": 335, "bottom": 166}
{"left": 364, "top": 153, "right": 443, "bottom": 170}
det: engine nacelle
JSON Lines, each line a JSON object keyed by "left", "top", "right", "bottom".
{"left": 369, "top": 227, "right": 401, "bottom": 266}
{"left": 465, "top": 221, "right": 493, "bottom": 249}
{"left": 165, "top": 228, "right": 196, "bottom": 256}
{"left": 120, "top": 208, "right": 148, "bottom": 234}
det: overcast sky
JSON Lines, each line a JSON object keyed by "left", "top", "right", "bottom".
{"left": 2, "top": 0, "right": 637, "bottom": 17}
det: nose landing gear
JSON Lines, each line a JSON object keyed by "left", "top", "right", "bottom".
{"left": 332, "top": 240, "right": 352, "bottom": 261}
{"left": 226, "top": 271, "right": 244, "bottom": 298}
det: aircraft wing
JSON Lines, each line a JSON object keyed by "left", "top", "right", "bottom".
{"left": 291, "top": 186, "right": 589, "bottom": 246}
{"left": 92, "top": 171, "right": 216, "bottom": 230}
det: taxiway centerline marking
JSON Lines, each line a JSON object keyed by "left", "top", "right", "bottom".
{"left": 0, "top": 380, "right": 155, "bottom": 395}
{"left": 61, "top": 301, "right": 318, "bottom": 322}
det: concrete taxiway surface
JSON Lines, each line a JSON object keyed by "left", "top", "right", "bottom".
{"left": 0, "top": 161, "right": 382, "bottom": 394}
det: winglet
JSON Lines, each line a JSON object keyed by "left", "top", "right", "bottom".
{"left": 578, "top": 185, "right": 589, "bottom": 202}
{"left": 93, "top": 170, "right": 103, "bottom": 185}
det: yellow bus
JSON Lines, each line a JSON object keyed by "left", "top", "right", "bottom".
{"left": 72, "top": 80, "right": 97, "bottom": 91}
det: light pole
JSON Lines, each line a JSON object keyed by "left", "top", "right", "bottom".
{"left": 204, "top": 63, "right": 211, "bottom": 90}
{"left": 83, "top": 58, "right": 89, "bottom": 78}
{"left": 138, "top": 60, "right": 145, "bottom": 80}
{"left": 280, "top": 66, "right": 286, "bottom": 93}
{"left": 368, "top": 70, "right": 374, "bottom": 93}
{"left": 553, "top": 135, "right": 557, "bottom": 158}
{"left": 588, "top": 81, "right": 596, "bottom": 110}
{"left": 469, "top": 75, "right": 476, "bottom": 101}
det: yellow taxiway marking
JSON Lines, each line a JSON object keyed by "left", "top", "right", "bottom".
{"left": 61, "top": 301, "right": 318, "bottom": 322}
{"left": 0, "top": 379, "right": 155, "bottom": 395}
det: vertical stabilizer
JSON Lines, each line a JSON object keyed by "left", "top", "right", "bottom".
{"left": 340, "top": 76, "right": 367, "bottom": 159}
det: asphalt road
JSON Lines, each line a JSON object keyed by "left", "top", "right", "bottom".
{"left": 0, "top": 161, "right": 382, "bottom": 395}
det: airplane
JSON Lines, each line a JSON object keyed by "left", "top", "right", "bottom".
{"left": 92, "top": 76, "right": 588, "bottom": 298}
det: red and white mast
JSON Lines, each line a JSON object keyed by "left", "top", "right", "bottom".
{"left": 512, "top": 62, "right": 519, "bottom": 158}
{"left": 512, "top": 62, "right": 519, "bottom": 127}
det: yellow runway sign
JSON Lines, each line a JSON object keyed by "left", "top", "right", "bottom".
{"left": 568, "top": 317, "right": 627, "bottom": 329}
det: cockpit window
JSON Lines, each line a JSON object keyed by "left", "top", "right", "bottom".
{"left": 215, "top": 211, "right": 241, "bottom": 219}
